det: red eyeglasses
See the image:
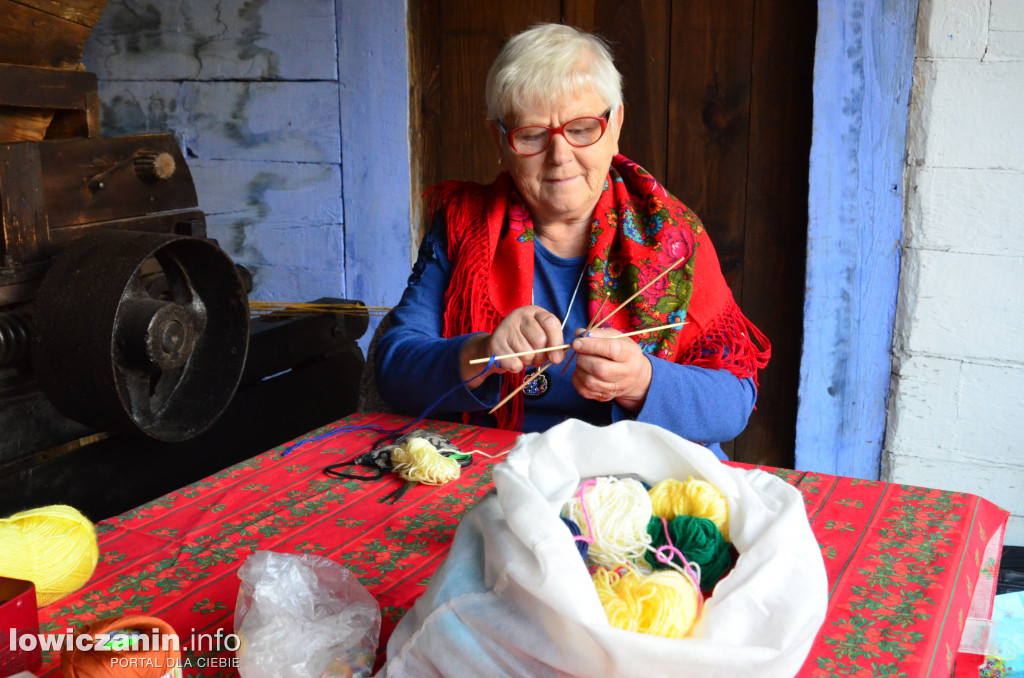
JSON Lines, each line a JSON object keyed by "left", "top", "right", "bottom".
{"left": 497, "top": 109, "right": 611, "bottom": 156}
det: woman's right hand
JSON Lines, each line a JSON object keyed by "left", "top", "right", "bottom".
{"left": 459, "top": 305, "right": 566, "bottom": 388}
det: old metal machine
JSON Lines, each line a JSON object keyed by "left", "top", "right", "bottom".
{"left": 0, "top": 0, "right": 367, "bottom": 518}
{"left": 1, "top": 127, "right": 250, "bottom": 443}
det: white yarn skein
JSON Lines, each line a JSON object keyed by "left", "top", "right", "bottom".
{"left": 562, "top": 476, "right": 653, "bottom": 569}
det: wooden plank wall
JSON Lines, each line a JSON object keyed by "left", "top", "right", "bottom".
{"left": 412, "top": 1, "right": 815, "bottom": 468}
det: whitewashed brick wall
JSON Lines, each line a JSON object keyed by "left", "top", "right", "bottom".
{"left": 886, "top": 0, "right": 1024, "bottom": 545}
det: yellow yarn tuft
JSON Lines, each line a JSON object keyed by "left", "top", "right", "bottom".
{"left": 0, "top": 504, "right": 99, "bottom": 606}
{"left": 649, "top": 476, "right": 730, "bottom": 541}
{"left": 592, "top": 565, "right": 701, "bottom": 639}
{"left": 390, "top": 437, "right": 461, "bottom": 485}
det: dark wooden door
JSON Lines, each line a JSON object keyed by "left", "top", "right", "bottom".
{"left": 410, "top": 1, "right": 816, "bottom": 469}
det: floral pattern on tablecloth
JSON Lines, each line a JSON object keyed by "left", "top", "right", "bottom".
{"left": 36, "top": 415, "right": 1008, "bottom": 678}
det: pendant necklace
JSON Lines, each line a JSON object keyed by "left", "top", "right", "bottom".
{"left": 524, "top": 264, "right": 587, "bottom": 399}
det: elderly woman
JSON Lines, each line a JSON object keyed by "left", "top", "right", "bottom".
{"left": 374, "top": 23, "right": 769, "bottom": 459}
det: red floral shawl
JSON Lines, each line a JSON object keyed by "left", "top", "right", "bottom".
{"left": 428, "top": 154, "right": 770, "bottom": 431}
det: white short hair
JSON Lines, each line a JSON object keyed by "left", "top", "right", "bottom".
{"left": 485, "top": 23, "right": 623, "bottom": 125}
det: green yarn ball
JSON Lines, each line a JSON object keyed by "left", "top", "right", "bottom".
{"left": 647, "top": 514, "right": 732, "bottom": 590}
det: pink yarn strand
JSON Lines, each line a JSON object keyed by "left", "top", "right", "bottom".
{"left": 656, "top": 517, "right": 705, "bottom": 616}
{"left": 573, "top": 479, "right": 597, "bottom": 544}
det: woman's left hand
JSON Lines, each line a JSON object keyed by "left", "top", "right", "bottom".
{"left": 570, "top": 328, "right": 653, "bottom": 413}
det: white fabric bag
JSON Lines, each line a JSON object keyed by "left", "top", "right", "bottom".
{"left": 379, "top": 419, "right": 827, "bottom": 678}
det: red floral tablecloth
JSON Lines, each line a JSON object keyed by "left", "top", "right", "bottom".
{"left": 34, "top": 413, "right": 1008, "bottom": 677}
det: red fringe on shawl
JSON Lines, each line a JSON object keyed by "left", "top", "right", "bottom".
{"left": 427, "top": 178, "right": 527, "bottom": 431}
{"left": 677, "top": 299, "right": 772, "bottom": 390}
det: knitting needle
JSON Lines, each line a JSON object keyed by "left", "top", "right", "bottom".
{"left": 468, "top": 321, "right": 687, "bottom": 365}
{"left": 484, "top": 319, "right": 684, "bottom": 413}
{"left": 559, "top": 252, "right": 689, "bottom": 374}
{"left": 590, "top": 251, "right": 690, "bottom": 331}
{"left": 560, "top": 293, "right": 610, "bottom": 375}
{"left": 487, "top": 253, "right": 692, "bottom": 414}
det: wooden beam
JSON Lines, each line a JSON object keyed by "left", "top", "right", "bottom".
{"left": 10, "top": 0, "right": 107, "bottom": 28}
{"left": 38, "top": 134, "right": 198, "bottom": 231}
{"left": 0, "top": 0, "right": 94, "bottom": 68}
{"left": 0, "top": 142, "right": 47, "bottom": 265}
{"left": 797, "top": 0, "right": 920, "bottom": 479}
{"left": 663, "top": 1, "right": 753, "bottom": 463}
{"left": 0, "top": 109, "right": 54, "bottom": 143}
{"left": 0, "top": 64, "right": 97, "bottom": 109}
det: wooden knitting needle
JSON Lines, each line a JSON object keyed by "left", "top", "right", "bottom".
{"left": 469, "top": 321, "right": 686, "bottom": 364}
{"left": 559, "top": 293, "right": 610, "bottom": 375}
{"left": 591, "top": 251, "right": 691, "bottom": 330}
{"left": 487, "top": 253, "right": 692, "bottom": 414}
{"left": 559, "top": 251, "right": 690, "bottom": 374}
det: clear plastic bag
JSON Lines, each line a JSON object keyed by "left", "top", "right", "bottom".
{"left": 235, "top": 551, "right": 381, "bottom": 678}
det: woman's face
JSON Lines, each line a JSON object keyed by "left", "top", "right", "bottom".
{"left": 494, "top": 90, "right": 623, "bottom": 229}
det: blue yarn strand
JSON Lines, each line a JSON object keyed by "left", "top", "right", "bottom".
{"left": 280, "top": 355, "right": 498, "bottom": 456}
{"left": 561, "top": 516, "right": 589, "bottom": 562}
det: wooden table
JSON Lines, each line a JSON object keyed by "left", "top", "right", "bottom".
{"left": 34, "top": 413, "right": 1009, "bottom": 677}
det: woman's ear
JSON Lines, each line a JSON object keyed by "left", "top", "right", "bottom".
{"left": 612, "top": 104, "right": 625, "bottom": 137}
{"left": 610, "top": 103, "right": 624, "bottom": 154}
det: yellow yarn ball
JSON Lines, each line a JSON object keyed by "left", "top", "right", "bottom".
{"left": 0, "top": 504, "right": 99, "bottom": 606}
{"left": 592, "top": 566, "right": 700, "bottom": 639}
{"left": 649, "top": 476, "right": 730, "bottom": 541}
{"left": 390, "top": 437, "right": 461, "bottom": 485}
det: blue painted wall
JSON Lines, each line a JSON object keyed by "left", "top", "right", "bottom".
{"left": 796, "top": 0, "right": 919, "bottom": 478}
{"left": 338, "top": 0, "right": 411, "bottom": 350}
{"left": 84, "top": 0, "right": 412, "bottom": 353}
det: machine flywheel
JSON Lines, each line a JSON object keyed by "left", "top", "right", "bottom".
{"left": 32, "top": 231, "right": 249, "bottom": 442}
